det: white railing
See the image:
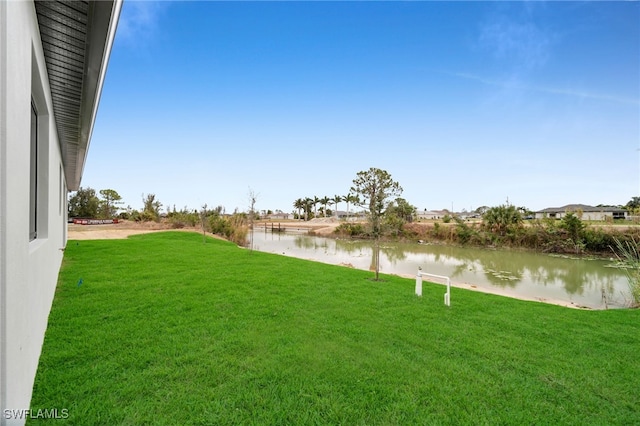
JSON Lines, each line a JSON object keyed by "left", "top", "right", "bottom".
{"left": 416, "top": 269, "right": 451, "bottom": 307}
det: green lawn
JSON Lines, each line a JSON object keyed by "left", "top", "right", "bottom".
{"left": 30, "top": 232, "right": 640, "bottom": 425}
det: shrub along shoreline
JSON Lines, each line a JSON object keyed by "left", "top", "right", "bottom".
{"left": 30, "top": 232, "right": 640, "bottom": 424}
{"left": 335, "top": 216, "right": 640, "bottom": 257}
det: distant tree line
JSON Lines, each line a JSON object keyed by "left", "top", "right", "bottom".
{"left": 68, "top": 184, "right": 640, "bottom": 255}
{"left": 292, "top": 194, "right": 365, "bottom": 221}
{"left": 402, "top": 205, "right": 640, "bottom": 255}
{"left": 68, "top": 188, "right": 162, "bottom": 222}
{"left": 68, "top": 187, "right": 123, "bottom": 219}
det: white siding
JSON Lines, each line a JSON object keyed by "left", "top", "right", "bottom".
{"left": 0, "top": 1, "right": 66, "bottom": 423}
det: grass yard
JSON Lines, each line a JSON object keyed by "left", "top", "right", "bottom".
{"left": 30, "top": 232, "right": 640, "bottom": 425}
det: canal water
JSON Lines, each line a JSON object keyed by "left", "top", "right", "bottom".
{"left": 251, "top": 229, "right": 631, "bottom": 309}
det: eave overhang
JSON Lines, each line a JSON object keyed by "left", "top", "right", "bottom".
{"left": 34, "top": 0, "right": 121, "bottom": 191}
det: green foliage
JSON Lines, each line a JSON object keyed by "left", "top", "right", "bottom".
{"left": 582, "top": 228, "right": 616, "bottom": 252}
{"left": 68, "top": 187, "right": 100, "bottom": 218}
{"left": 454, "top": 216, "right": 476, "bottom": 245}
{"left": 138, "top": 211, "right": 157, "bottom": 223}
{"left": 293, "top": 198, "right": 304, "bottom": 220}
{"left": 351, "top": 168, "right": 403, "bottom": 280}
{"left": 559, "top": 212, "right": 586, "bottom": 253}
{"left": 383, "top": 198, "right": 417, "bottom": 236}
{"left": 209, "top": 214, "right": 231, "bottom": 235}
{"left": 626, "top": 196, "right": 640, "bottom": 211}
{"left": 98, "top": 189, "right": 123, "bottom": 219}
{"left": 482, "top": 204, "right": 523, "bottom": 238}
{"left": 432, "top": 221, "right": 441, "bottom": 237}
{"left": 208, "top": 213, "right": 248, "bottom": 246}
{"left": 334, "top": 222, "right": 366, "bottom": 236}
{"left": 167, "top": 208, "right": 199, "bottom": 228}
{"left": 304, "top": 198, "right": 314, "bottom": 221}
{"left": 442, "top": 214, "right": 452, "bottom": 223}
{"left": 332, "top": 194, "right": 343, "bottom": 216}
{"left": 141, "top": 193, "right": 162, "bottom": 222}
{"left": 351, "top": 167, "right": 403, "bottom": 238}
{"left": 612, "top": 237, "right": 640, "bottom": 307}
{"left": 69, "top": 187, "right": 124, "bottom": 219}
{"left": 413, "top": 212, "right": 640, "bottom": 256}
{"left": 319, "top": 196, "right": 331, "bottom": 217}
{"left": 560, "top": 212, "right": 586, "bottom": 241}
{"left": 30, "top": 232, "right": 640, "bottom": 424}
{"left": 387, "top": 197, "right": 416, "bottom": 222}
{"left": 344, "top": 193, "right": 360, "bottom": 218}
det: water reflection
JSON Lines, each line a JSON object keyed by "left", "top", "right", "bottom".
{"left": 252, "top": 230, "right": 629, "bottom": 309}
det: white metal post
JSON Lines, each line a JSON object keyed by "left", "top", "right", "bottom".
{"left": 444, "top": 277, "right": 451, "bottom": 307}
{"left": 415, "top": 273, "right": 423, "bottom": 296}
{"left": 416, "top": 270, "right": 451, "bottom": 307}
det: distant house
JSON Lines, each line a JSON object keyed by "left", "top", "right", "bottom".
{"left": 416, "top": 210, "right": 447, "bottom": 220}
{"left": 268, "top": 211, "right": 293, "bottom": 220}
{"left": 0, "top": 1, "right": 121, "bottom": 419}
{"left": 534, "top": 204, "right": 627, "bottom": 221}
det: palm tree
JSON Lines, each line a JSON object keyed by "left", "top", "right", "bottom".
{"left": 304, "top": 197, "right": 313, "bottom": 221}
{"left": 483, "top": 204, "right": 522, "bottom": 237}
{"left": 332, "top": 194, "right": 343, "bottom": 218}
{"left": 344, "top": 193, "right": 360, "bottom": 219}
{"left": 312, "top": 196, "right": 320, "bottom": 219}
{"left": 319, "top": 196, "right": 331, "bottom": 217}
{"left": 293, "top": 198, "right": 304, "bottom": 220}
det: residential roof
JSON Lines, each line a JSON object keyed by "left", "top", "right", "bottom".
{"left": 536, "top": 204, "right": 626, "bottom": 213}
{"left": 34, "top": 0, "right": 122, "bottom": 191}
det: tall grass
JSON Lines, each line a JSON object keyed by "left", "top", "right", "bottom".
{"left": 612, "top": 237, "right": 640, "bottom": 307}
{"left": 29, "top": 232, "right": 640, "bottom": 424}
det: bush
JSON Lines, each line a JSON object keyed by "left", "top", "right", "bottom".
{"left": 454, "top": 217, "right": 475, "bottom": 244}
{"left": 334, "top": 223, "right": 366, "bottom": 237}
{"left": 583, "top": 228, "right": 614, "bottom": 252}
{"left": 208, "top": 214, "right": 248, "bottom": 246}
{"left": 209, "top": 215, "right": 231, "bottom": 236}
{"left": 167, "top": 210, "right": 199, "bottom": 229}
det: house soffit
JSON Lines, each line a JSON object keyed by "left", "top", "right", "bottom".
{"left": 34, "top": 0, "right": 120, "bottom": 191}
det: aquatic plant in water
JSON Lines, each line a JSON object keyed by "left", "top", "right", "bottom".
{"left": 612, "top": 237, "right": 640, "bottom": 307}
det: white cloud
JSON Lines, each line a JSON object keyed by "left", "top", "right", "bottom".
{"left": 115, "top": 1, "right": 169, "bottom": 48}
{"left": 451, "top": 72, "right": 639, "bottom": 106}
{"left": 478, "top": 13, "right": 552, "bottom": 72}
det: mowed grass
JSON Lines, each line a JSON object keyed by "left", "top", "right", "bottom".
{"left": 30, "top": 232, "right": 640, "bottom": 425}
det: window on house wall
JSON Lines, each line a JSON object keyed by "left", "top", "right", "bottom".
{"left": 63, "top": 179, "right": 68, "bottom": 245}
{"left": 59, "top": 164, "right": 63, "bottom": 216}
{"left": 31, "top": 46, "right": 49, "bottom": 242}
{"left": 30, "top": 101, "right": 38, "bottom": 241}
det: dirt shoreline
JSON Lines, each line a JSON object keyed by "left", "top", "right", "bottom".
{"left": 67, "top": 219, "right": 340, "bottom": 240}
{"left": 67, "top": 221, "right": 587, "bottom": 309}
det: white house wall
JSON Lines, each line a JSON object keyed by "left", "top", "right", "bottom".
{"left": 1, "top": 1, "right": 67, "bottom": 423}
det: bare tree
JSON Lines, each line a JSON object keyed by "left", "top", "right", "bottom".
{"left": 200, "top": 204, "right": 208, "bottom": 243}
{"left": 248, "top": 188, "right": 258, "bottom": 251}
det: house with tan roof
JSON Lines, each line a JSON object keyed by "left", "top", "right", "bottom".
{"left": 534, "top": 204, "right": 627, "bottom": 221}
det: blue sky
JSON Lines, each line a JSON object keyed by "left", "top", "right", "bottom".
{"left": 84, "top": 1, "right": 640, "bottom": 214}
